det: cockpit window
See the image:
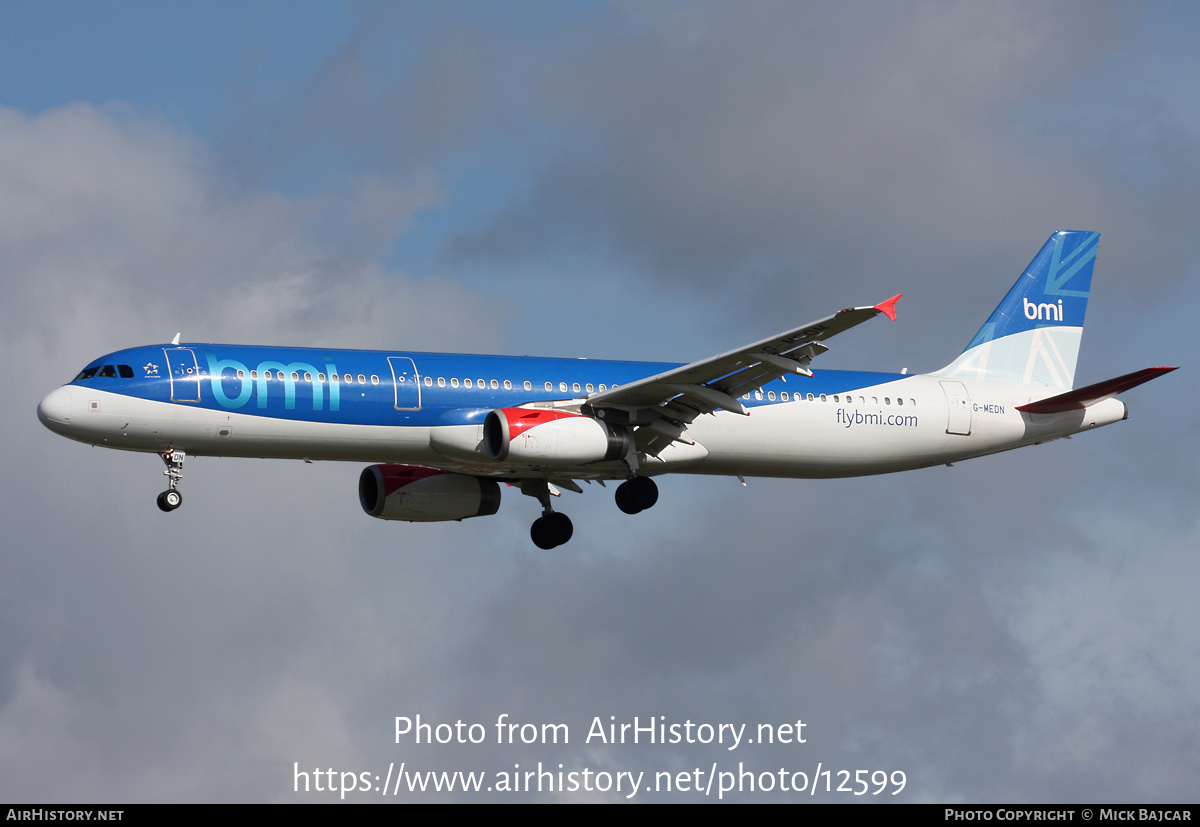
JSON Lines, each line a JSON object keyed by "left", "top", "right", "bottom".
{"left": 72, "top": 364, "right": 135, "bottom": 382}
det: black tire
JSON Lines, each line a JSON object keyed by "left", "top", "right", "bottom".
{"left": 615, "top": 483, "right": 641, "bottom": 514}
{"left": 158, "top": 490, "right": 182, "bottom": 512}
{"left": 616, "top": 477, "right": 658, "bottom": 514}
{"left": 547, "top": 511, "right": 573, "bottom": 546}
{"left": 531, "top": 517, "right": 558, "bottom": 549}
{"left": 631, "top": 476, "right": 658, "bottom": 510}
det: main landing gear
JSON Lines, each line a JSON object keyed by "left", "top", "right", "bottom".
{"left": 615, "top": 476, "right": 658, "bottom": 514}
{"left": 521, "top": 479, "right": 573, "bottom": 549}
{"left": 531, "top": 511, "right": 573, "bottom": 550}
{"left": 157, "top": 450, "right": 185, "bottom": 512}
{"left": 520, "top": 476, "right": 659, "bottom": 549}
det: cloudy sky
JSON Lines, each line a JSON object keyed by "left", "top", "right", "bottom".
{"left": 2, "top": 1, "right": 1197, "bottom": 802}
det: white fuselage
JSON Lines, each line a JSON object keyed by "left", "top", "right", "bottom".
{"left": 37, "top": 371, "right": 1127, "bottom": 481}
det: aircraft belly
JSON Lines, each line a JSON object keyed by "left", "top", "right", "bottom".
{"left": 55, "top": 389, "right": 438, "bottom": 463}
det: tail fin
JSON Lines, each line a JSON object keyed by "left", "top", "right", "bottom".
{"left": 937, "top": 230, "right": 1098, "bottom": 389}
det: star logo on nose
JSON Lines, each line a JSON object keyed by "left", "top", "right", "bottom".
{"left": 144, "top": 363, "right": 159, "bottom": 376}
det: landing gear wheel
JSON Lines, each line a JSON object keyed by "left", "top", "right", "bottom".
{"left": 547, "top": 511, "right": 573, "bottom": 545}
{"left": 616, "top": 476, "right": 658, "bottom": 514}
{"left": 157, "top": 490, "right": 182, "bottom": 512}
{"left": 530, "top": 512, "right": 573, "bottom": 549}
{"left": 531, "top": 517, "right": 556, "bottom": 549}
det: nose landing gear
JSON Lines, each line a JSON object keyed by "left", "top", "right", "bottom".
{"left": 157, "top": 450, "right": 185, "bottom": 512}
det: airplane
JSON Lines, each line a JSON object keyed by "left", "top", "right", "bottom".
{"left": 37, "top": 231, "right": 1174, "bottom": 548}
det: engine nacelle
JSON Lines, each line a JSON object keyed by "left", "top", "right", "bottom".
{"left": 483, "top": 408, "right": 632, "bottom": 465}
{"left": 358, "top": 464, "right": 501, "bottom": 522}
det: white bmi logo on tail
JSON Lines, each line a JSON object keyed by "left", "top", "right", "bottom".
{"left": 938, "top": 230, "right": 1098, "bottom": 389}
{"left": 1023, "top": 297, "right": 1065, "bottom": 322}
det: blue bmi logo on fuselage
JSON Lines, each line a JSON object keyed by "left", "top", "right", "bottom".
{"left": 72, "top": 343, "right": 904, "bottom": 428}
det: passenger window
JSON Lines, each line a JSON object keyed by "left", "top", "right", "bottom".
{"left": 329, "top": 373, "right": 337, "bottom": 383}
{"left": 424, "top": 376, "right": 433, "bottom": 387}
{"left": 504, "top": 380, "right": 512, "bottom": 390}
{"left": 304, "top": 372, "right": 312, "bottom": 382}
{"left": 833, "top": 395, "right": 839, "bottom": 403}
{"left": 572, "top": 383, "right": 581, "bottom": 393}
{"left": 767, "top": 391, "right": 776, "bottom": 400}
{"left": 820, "top": 394, "right": 827, "bottom": 402}
{"left": 291, "top": 372, "right": 299, "bottom": 382}
{"left": 451, "top": 378, "right": 459, "bottom": 388}
{"left": 884, "top": 397, "right": 891, "bottom": 405}
{"left": 343, "top": 374, "right": 352, "bottom": 384}
{"left": 251, "top": 370, "right": 258, "bottom": 380}
{"left": 781, "top": 392, "right": 789, "bottom": 401}
{"left": 544, "top": 382, "right": 552, "bottom": 391}
{"left": 559, "top": 382, "right": 568, "bottom": 392}
{"left": 599, "top": 384, "right": 607, "bottom": 391}
{"left": 371, "top": 375, "right": 379, "bottom": 385}
{"left": 118, "top": 365, "right": 134, "bottom": 378}
{"left": 754, "top": 391, "right": 763, "bottom": 400}
{"left": 357, "top": 374, "right": 365, "bottom": 384}
{"left": 896, "top": 397, "right": 903, "bottom": 406}
{"left": 491, "top": 379, "right": 499, "bottom": 389}
{"left": 586, "top": 383, "right": 594, "bottom": 393}
{"left": 438, "top": 377, "right": 446, "bottom": 387}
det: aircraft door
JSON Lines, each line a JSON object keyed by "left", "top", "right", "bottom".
{"left": 164, "top": 348, "right": 201, "bottom": 403}
{"left": 939, "top": 380, "right": 972, "bottom": 435}
{"left": 388, "top": 356, "right": 422, "bottom": 411}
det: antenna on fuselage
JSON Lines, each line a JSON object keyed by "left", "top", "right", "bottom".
{"left": 171, "top": 333, "right": 181, "bottom": 345}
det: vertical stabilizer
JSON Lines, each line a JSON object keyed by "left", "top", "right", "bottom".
{"left": 936, "top": 231, "right": 1098, "bottom": 389}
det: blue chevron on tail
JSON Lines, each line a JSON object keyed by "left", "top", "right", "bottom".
{"left": 937, "top": 230, "right": 1098, "bottom": 389}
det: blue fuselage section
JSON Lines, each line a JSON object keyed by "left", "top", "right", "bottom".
{"left": 70, "top": 343, "right": 905, "bottom": 427}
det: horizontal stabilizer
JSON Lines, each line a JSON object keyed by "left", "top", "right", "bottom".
{"left": 1016, "top": 366, "right": 1177, "bottom": 414}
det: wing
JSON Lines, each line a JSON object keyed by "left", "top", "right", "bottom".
{"left": 582, "top": 295, "right": 901, "bottom": 456}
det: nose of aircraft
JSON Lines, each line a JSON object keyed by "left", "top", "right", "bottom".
{"left": 37, "top": 385, "right": 77, "bottom": 432}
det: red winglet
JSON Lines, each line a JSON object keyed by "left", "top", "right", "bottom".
{"left": 874, "top": 294, "right": 901, "bottom": 321}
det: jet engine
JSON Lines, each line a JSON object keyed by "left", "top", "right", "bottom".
{"left": 358, "top": 464, "right": 501, "bottom": 522}
{"left": 483, "top": 408, "right": 632, "bottom": 465}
